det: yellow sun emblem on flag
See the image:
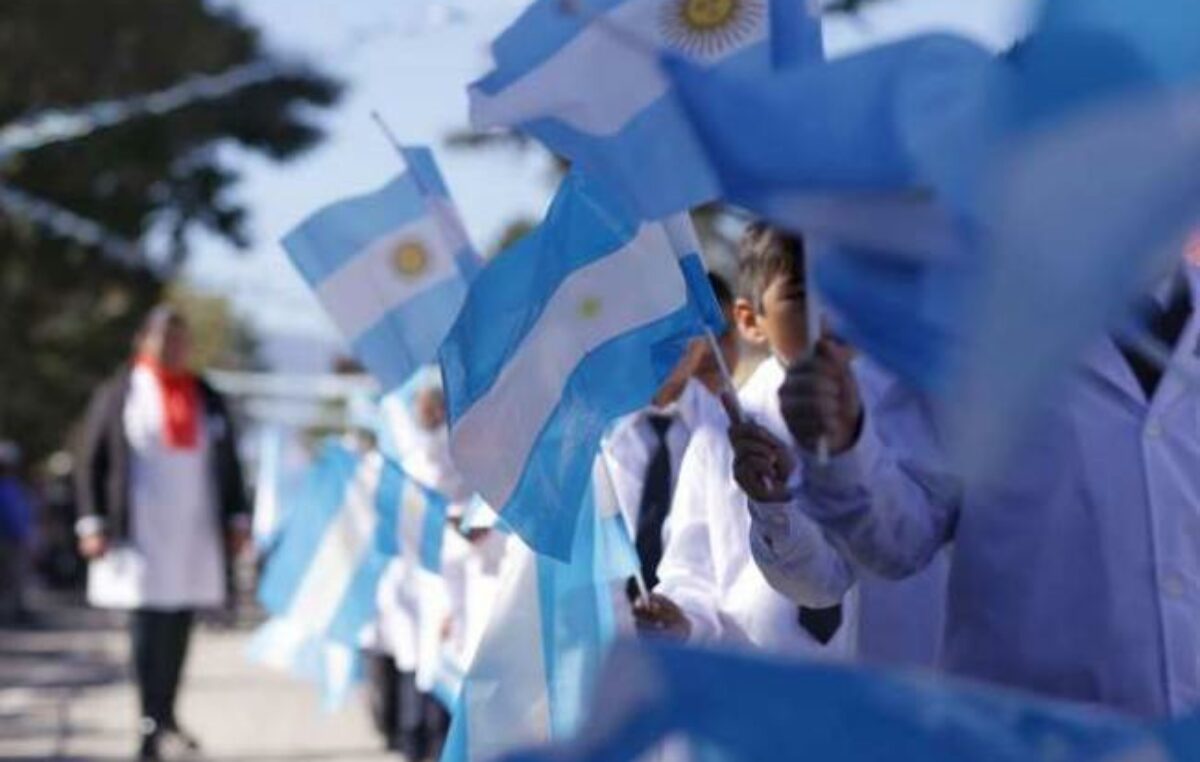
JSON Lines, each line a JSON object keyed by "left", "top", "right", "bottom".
{"left": 578, "top": 296, "right": 603, "bottom": 320}
{"left": 392, "top": 241, "right": 429, "bottom": 280}
{"left": 659, "top": 0, "right": 765, "bottom": 58}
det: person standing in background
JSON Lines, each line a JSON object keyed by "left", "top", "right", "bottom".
{"left": 74, "top": 306, "right": 250, "bottom": 760}
{"left": 0, "top": 441, "right": 35, "bottom": 625}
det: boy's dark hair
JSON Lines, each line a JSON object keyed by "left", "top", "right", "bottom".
{"left": 706, "top": 271, "right": 733, "bottom": 309}
{"left": 736, "top": 221, "right": 805, "bottom": 311}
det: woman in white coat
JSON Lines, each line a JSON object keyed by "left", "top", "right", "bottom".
{"left": 75, "top": 306, "right": 249, "bottom": 760}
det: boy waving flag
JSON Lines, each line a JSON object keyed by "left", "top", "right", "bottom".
{"left": 440, "top": 172, "right": 722, "bottom": 561}
{"left": 283, "top": 146, "right": 481, "bottom": 392}
{"left": 469, "top": 0, "right": 821, "bottom": 220}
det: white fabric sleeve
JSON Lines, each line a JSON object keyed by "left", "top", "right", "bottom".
{"left": 746, "top": 496, "right": 856, "bottom": 609}
{"left": 797, "top": 369, "right": 961, "bottom": 580}
{"left": 654, "top": 432, "right": 724, "bottom": 644}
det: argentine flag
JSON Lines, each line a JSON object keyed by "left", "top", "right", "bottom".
{"left": 469, "top": 0, "right": 821, "bottom": 220}
{"left": 258, "top": 443, "right": 411, "bottom": 645}
{"left": 443, "top": 461, "right": 635, "bottom": 762}
{"left": 283, "top": 147, "right": 481, "bottom": 392}
{"left": 439, "top": 173, "right": 722, "bottom": 560}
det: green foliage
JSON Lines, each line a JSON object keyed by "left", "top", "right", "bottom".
{"left": 165, "top": 283, "right": 262, "bottom": 373}
{"left": 0, "top": 0, "right": 339, "bottom": 463}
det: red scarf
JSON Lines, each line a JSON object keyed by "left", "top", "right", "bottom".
{"left": 135, "top": 356, "right": 200, "bottom": 450}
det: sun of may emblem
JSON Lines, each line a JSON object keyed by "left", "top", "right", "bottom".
{"left": 391, "top": 241, "right": 429, "bottom": 280}
{"left": 577, "top": 296, "right": 603, "bottom": 320}
{"left": 659, "top": 0, "right": 765, "bottom": 58}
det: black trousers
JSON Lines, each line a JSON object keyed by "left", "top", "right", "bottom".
{"left": 397, "top": 670, "right": 450, "bottom": 761}
{"left": 130, "top": 609, "right": 194, "bottom": 730}
{"left": 365, "top": 651, "right": 400, "bottom": 744}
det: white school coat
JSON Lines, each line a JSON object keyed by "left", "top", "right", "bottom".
{"left": 602, "top": 380, "right": 727, "bottom": 539}
{"left": 102, "top": 365, "right": 226, "bottom": 610}
{"left": 655, "top": 359, "right": 858, "bottom": 658}
{"left": 781, "top": 268, "right": 1200, "bottom": 715}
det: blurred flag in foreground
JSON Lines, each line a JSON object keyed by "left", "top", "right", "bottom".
{"left": 440, "top": 173, "right": 721, "bottom": 560}
{"left": 283, "top": 147, "right": 480, "bottom": 392}
{"left": 257, "top": 443, "right": 401, "bottom": 645}
{"left": 499, "top": 639, "right": 1193, "bottom": 762}
{"left": 442, "top": 462, "right": 634, "bottom": 762}
{"left": 469, "top": 0, "right": 819, "bottom": 219}
{"left": 667, "top": 2, "right": 1200, "bottom": 478}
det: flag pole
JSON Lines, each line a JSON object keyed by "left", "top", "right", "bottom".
{"left": 596, "top": 454, "right": 652, "bottom": 606}
{"left": 806, "top": 240, "right": 830, "bottom": 464}
{"left": 370, "top": 110, "right": 406, "bottom": 158}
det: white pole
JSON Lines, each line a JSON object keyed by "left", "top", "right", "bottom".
{"left": 806, "top": 240, "right": 830, "bottom": 464}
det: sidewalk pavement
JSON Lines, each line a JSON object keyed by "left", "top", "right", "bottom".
{"left": 0, "top": 593, "right": 394, "bottom": 761}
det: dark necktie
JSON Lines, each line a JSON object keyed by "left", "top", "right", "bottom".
{"left": 798, "top": 604, "right": 843, "bottom": 645}
{"left": 1117, "top": 277, "right": 1193, "bottom": 399}
{"left": 634, "top": 414, "right": 674, "bottom": 591}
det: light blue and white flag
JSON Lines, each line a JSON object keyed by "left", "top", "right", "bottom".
{"left": 396, "top": 469, "right": 450, "bottom": 574}
{"left": 251, "top": 424, "right": 288, "bottom": 552}
{"left": 499, "top": 639, "right": 1193, "bottom": 762}
{"left": 439, "top": 172, "right": 721, "bottom": 560}
{"left": 283, "top": 147, "right": 481, "bottom": 392}
{"left": 469, "top": 0, "right": 820, "bottom": 219}
{"left": 442, "top": 462, "right": 632, "bottom": 762}
{"left": 258, "top": 443, "right": 402, "bottom": 645}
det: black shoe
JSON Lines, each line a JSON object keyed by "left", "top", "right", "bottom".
{"left": 137, "top": 730, "right": 162, "bottom": 761}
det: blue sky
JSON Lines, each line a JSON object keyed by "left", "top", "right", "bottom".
{"left": 186, "top": 0, "right": 1032, "bottom": 361}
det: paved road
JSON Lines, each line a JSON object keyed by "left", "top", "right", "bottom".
{"left": 0, "top": 595, "right": 393, "bottom": 761}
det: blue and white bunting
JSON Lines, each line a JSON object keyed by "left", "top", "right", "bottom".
{"left": 439, "top": 173, "right": 721, "bottom": 560}
{"left": 282, "top": 147, "right": 481, "bottom": 392}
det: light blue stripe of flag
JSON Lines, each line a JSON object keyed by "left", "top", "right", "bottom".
{"left": 667, "top": 34, "right": 1003, "bottom": 222}
{"left": 470, "top": 0, "right": 818, "bottom": 220}
{"left": 440, "top": 173, "right": 721, "bottom": 560}
{"left": 258, "top": 443, "right": 405, "bottom": 646}
{"left": 500, "top": 639, "right": 1170, "bottom": 762}
{"left": 442, "top": 474, "right": 626, "bottom": 761}
{"left": 283, "top": 146, "right": 480, "bottom": 391}
{"left": 257, "top": 443, "right": 359, "bottom": 614}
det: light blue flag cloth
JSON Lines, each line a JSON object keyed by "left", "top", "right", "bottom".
{"left": 498, "top": 639, "right": 1200, "bottom": 762}
{"left": 1036, "top": 0, "right": 1200, "bottom": 93}
{"left": 245, "top": 617, "right": 364, "bottom": 712}
{"left": 666, "top": 2, "right": 1200, "bottom": 476}
{"left": 667, "top": 34, "right": 1005, "bottom": 222}
{"left": 283, "top": 146, "right": 481, "bottom": 392}
{"left": 258, "top": 442, "right": 403, "bottom": 645}
{"left": 469, "top": 0, "right": 820, "bottom": 220}
{"left": 440, "top": 172, "right": 722, "bottom": 561}
{"left": 441, "top": 461, "right": 634, "bottom": 762}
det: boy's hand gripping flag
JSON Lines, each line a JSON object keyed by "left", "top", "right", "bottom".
{"left": 469, "top": 0, "right": 821, "bottom": 220}
{"left": 439, "top": 172, "right": 722, "bottom": 561}
{"left": 283, "top": 147, "right": 481, "bottom": 392}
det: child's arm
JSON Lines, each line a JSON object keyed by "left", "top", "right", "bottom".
{"left": 747, "top": 497, "right": 856, "bottom": 609}
{"left": 784, "top": 358, "right": 960, "bottom": 579}
{"left": 653, "top": 429, "right": 727, "bottom": 643}
{"left": 729, "top": 421, "right": 856, "bottom": 607}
